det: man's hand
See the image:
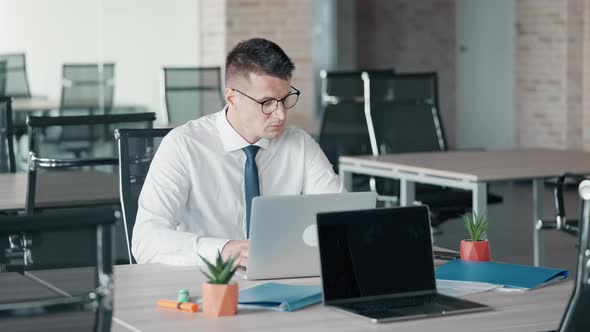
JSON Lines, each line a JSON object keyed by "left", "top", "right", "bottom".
{"left": 221, "top": 240, "right": 249, "bottom": 268}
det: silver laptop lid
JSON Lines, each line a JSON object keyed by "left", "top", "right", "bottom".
{"left": 247, "top": 192, "right": 377, "bottom": 280}
{"left": 317, "top": 206, "right": 436, "bottom": 304}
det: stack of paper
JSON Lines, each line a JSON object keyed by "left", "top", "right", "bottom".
{"left": 436, "top": 279, "right": 500, "bottom": 297}
{"left": 238, "top": 283, "right": 322, "bottom": 312}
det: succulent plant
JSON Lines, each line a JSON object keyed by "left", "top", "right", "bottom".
{"left": 199, "top": 251, "right": 238, "bottom": 284}
{"left": 463, "top": 212, "right": 489, "bottom": 241}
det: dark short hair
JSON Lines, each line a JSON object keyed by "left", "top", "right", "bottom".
{"left": 225, "top": 38, "right": 295, "bottom": 85}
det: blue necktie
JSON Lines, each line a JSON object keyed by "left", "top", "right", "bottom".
{"left": 243, "top": 145, "right": 260, "bottom": 238}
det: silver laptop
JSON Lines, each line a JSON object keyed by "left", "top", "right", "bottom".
{"left": 243, "top": 192, "right": 377, "bottom": 280}
{"left": 316, "top": 206, "right": 491, "bottom": 323}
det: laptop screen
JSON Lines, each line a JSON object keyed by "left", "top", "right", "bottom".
{"left": 317, "top": 206, "right": 436, "bottom": 302}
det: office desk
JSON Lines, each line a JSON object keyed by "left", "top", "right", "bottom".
{"left": 0, "top": 272, "right": 61, "bottom": 305}
{"left": 0, "top": 171, "right": 119, "bottom": 212}
{"left": 12, "top": 98, "right": 143, "bottom": 113}
{"left": 339, "top": 149, "right": 590, "bottom": 266}
{"left": 78, "top": 263, "right": 570, "bottom": 332}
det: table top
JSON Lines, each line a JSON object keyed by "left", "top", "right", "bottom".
{"left": 340, "top": 148, "right": 590, "bottom": 182}
{"left": 106, "top": 263, "right": 571, "bottom": 332}
{"left": 12, "top": 98, "right": 143, "bottom": 113}
{"left": 0, "top": 272, "right": 62, "bottom": 305}
{"left": 0, "top": 171, "right": 119, "bottom": 211}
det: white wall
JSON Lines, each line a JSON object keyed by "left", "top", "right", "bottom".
{"left": 456, "top": 0, "right": 515, "bottom": 150}
{"left": 0, "top": 0, "right": 200, "bottom": 124}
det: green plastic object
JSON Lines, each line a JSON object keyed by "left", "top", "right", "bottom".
{"left": 177, "top": 289, "right": 189, "bottom": 303}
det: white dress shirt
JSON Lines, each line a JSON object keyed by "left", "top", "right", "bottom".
{"left": 132, "top": 108, "right": 343, "bottom": 266}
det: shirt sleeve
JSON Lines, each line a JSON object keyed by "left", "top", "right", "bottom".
{"left": 132, "top": 132, "right": 230, "bottom": 266}
{"left": 301, "top": 132, "right": 345, "bottom": 194}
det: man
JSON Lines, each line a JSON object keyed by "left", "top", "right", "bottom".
{"left": 133, "top": 38, "right": 342, "bottom": 267}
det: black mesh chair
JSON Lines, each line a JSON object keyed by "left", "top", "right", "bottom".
{"left": 363, "top": 71, "right": 502, "bottom": 226}
{"left": 558, "top": 179, "right": 590, "bottom": 331}
{"left": 0, "top": 206, "right": 116, "bottom": 332}
{"left": 25, "top": 112, "right": 156, "bottom": 215}
{"left": 536, "top": 173, "right": 583, "bottom": 237}
{"left": 0, "top": 53, "right": 32, "bottom": 98}
{"left": 60, "top": 64, "right": 115, "bottom": 115}
{"left": 163, "top": 67, "right": 224, "bottom": 125}
{"left": 0, "top": 97, "right": 15, "bottom": 173}
{"left": 115, "top": 128, "right": 171, "bottom": 264}
{"left": 317, "top": 69, "right": 394, "bottom": 192}
{"left": 0, "top": 60, "right": 6, "bottom": 97}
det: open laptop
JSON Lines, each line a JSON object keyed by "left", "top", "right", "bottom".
{"left": 316, "top": 206, "right": 491, "bottom": 323}
{"left": 243, "top": 192, "right": 377, "bottom": 280}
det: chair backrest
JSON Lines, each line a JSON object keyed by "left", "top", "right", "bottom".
{"left": 363, "top": 71, "right": 447, "bottom": 155}
{"left": 60, "top": 63, "right": 115, "bottom": 113}
{"left": 558, "top": 180, "right": 590, "bottom": 331}
{"left": 0, "top": 97, "right": 16, "bottom": 173}
{"left": 317, "top": 69, "right": 394, "bottom": 172}
{"left": 0, "top": 53, "right": 32, "bottom": 98}
{"left": 25, "top": 112, "right": 156, "bottom": 214}
{"left": 0, "top": 60, "right": 6, "bottom": 96}
{"left": 0, "top": 206, "right": 116, "bottom": 332}
{"left": 163, "top": 67, "right": 224, "bottom": 125}
{"left": 115, "top": 128, "right": 171, "bottom": 264}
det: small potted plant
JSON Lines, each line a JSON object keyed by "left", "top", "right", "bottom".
{"left": 460, "top": 212, "right": 491, "bottom": 261}
{"left": 200, "top": 252, "right": 239, "bottom": 317}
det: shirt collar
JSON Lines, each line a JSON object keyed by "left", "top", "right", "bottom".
{"left": 216, "top": 106, "right": 270, "bottom": 152}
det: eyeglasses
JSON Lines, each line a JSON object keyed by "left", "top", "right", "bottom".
{"left": 231, "top": 86, "right": 300, "bottom": 115}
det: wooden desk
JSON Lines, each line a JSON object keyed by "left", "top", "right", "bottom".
{"left": 18, "top": 263, "right": 573, "bottom": 331}
{"left": 0, "top": 171, "right": 119, "bottom": 212}
{"left": 0, "top": 272, "right": 61, "bottom": 305}
{"left": 339, "top": 149, "right": 590, "bottom": 266}
{"left": 97, "top": 264, "right": 572, "bottom": 332}
{"left": 12, "top": 98, "right": 143, "bottom": 113}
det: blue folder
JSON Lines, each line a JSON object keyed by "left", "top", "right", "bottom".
{"left": 436, "top": 260, "right": 568, "bottom": 290}
{"left": 238, "top": 282, "right": 322, "bottom": 312}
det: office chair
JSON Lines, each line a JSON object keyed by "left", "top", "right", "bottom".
{"left": 0, "top": 53, "right": 32, "bottom": 98}
{"left": 536, "top": 173, "right": 583, "bottom": 237}
{"left": 115, "top": 128, "right": 171, "bottom": 264}
{"left": 25, "top": 112, "right": 156, "bottom": 215}
{"left": 558, "top": 179, "right": 590, "bottom": 331}
{"left": 60, "top": 63, "right": 115, "bottom": 115}
{"left": 163, "top": 67, "right": 224, "bottom": 125}
{"left": 55, "top": 64, "right": 116, "bottom": 157}
{"left": 0, "top": 61, "right": 6, "bottom": 97}
{"left": 0, "top": 97, "right": 16, "bottom": 173}
{"left": 317, "top": 69, "right": 394, "bottom": 192}
{"left": 362, "top": 71, "right": 502, "bottom": 226}
{"left": 0, "top": 206, "right": 116, "bottom": 332}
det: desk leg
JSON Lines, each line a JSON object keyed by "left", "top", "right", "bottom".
{"left": 341, "top": 169, "right": 353, "bottom": 192}
{"left": 400, "top": 179, "right": 415, "bottom": 206}
{"left": 533, "top": 179, "right": 544, "bottom": 266}
{"left": 472, "top": 182, "right": 488, "bottom": 218}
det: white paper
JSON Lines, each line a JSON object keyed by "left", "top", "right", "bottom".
{"left": 436, "top": 279, "right": 501, "bottom": 297}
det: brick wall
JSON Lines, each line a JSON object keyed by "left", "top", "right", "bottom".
{"left": 355, "top": 0, "right": 457, "bottom": 147}
{"left": 199, "top": 0, "right": 316, "bottom": 133}
{"left": 582, "top": 0, "right": 590, "bottom": 150}
{"left": 515, "top": 0, "right": 590, "bottom": 150}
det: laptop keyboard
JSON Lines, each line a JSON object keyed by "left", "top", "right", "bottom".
{"left": 338, "top": 294, "right": 439, "bottom": 313}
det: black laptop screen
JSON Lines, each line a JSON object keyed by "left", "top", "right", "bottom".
{"left": 317, "top": 206, "right": 436, "bottom": 302}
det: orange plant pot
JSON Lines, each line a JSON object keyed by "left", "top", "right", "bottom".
{"left": 460, "top": 240, "right": 491, "bottom": 261}
{"left": 201, "top": 282, "right": 238, "bottom": 317}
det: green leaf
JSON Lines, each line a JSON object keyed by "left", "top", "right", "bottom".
{"left": 462, "top": 212, "right": 489, "bottom": 241}
{"left": 200, "top": 269, "right": 217, "bottom": 284}
{"left": 216, "top": 259, "right": 235, "bottom": 284}
{"left": 199, "top": 254, "right": 219, "bottom": 277}
{"left": 215, "top": 251, "right": 223, "bottom": 271}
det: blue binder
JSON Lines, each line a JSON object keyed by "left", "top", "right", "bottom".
{"left": 436, "top": 260, "right": 568, "bottom": 290}
{"left": 238, "top": 282, "right": 322, "bottom": 312}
